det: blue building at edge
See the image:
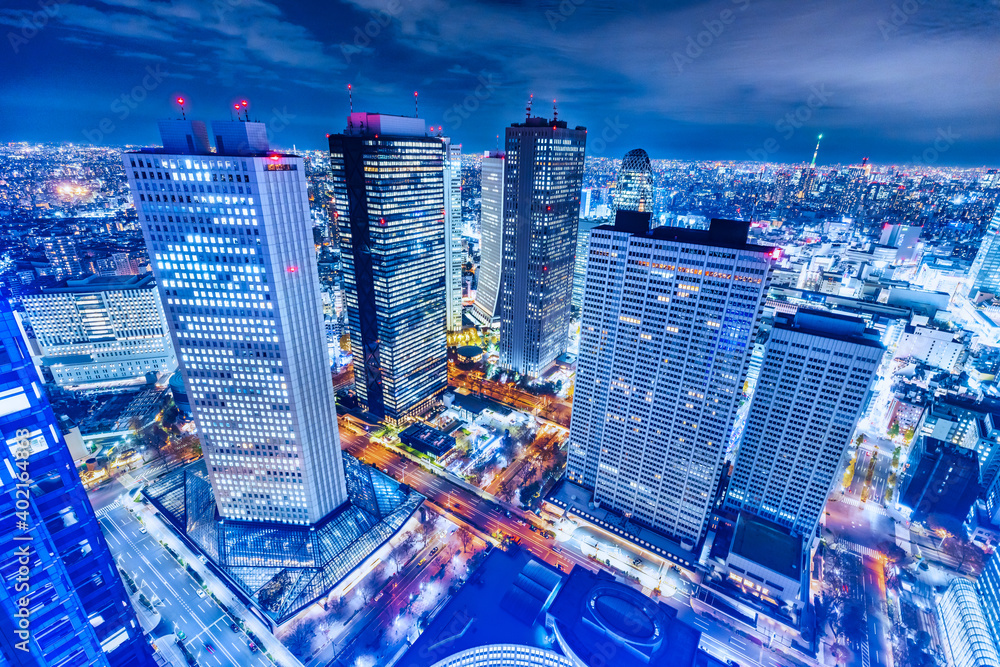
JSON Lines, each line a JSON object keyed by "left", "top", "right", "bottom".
{"left": 0, "top": 300, "right": 154, "bottom": 666}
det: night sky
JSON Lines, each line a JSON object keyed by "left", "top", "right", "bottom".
{"left": 2, "top": 0, "right": 998, "bottom": 165}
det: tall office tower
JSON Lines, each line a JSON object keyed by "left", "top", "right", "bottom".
{"left": 124, "top": 119, "right": 347, "bottom": 524}
{"left": 723, "top": 311, "right": 883, "bottom": 539}
{"left": 612, "top": 148, "right": 653, "bottom": 215}
{"left": 0, "top": 300, "right": 154, "bottom": 666}
{"left": 498, "top": 115, "right": 586, "bottom": 377}
{"left": 472, "top": 151, "right": 505, "bottom": 325}
{"left": 330, "top": 113, "right": 448, "bottom": 422}
{"left": 444, "top": 141, "right": 464, "bottom": 332}
{"left": 568, "top": 214, "right": 773, "bottom": 546}
{"left": 22, "top": 274, "right": 176, "bottom": 387}
{"left": 42, "top": 235, "right": 83, "bottom": 280}
{"left": 968, "top": 205, "right": 1000, "bottom": 297}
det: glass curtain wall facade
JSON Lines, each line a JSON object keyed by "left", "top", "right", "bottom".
{"left": 612, "top": 148, "right": 653, "bottom": 215}
{"left": 969, "top": 205, "right": 1000, "bottom": 296}
{"left": 568, "top": 216, "right": 773, "bottom": 546}
{"left": 498, "top": 117, "right": 586, "bottom": 377}
{"left": 124, "top": 119, "right": 348, "bottom": 526}
{"left": 0, "top": 300, "right": 153, "bottom": 666}
{"left": 330, "top": 113, "right": 448, "bottom": 423}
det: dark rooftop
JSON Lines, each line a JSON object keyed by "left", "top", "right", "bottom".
{"left": 729, "top": 513, "right": 802, "bottom": 580}
{"left": 597, "top": 216, "right": 774, "bottom": 255}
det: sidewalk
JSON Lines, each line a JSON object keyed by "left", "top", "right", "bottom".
{"left": 123, "top": 492, "right": 305, "bottom": 667}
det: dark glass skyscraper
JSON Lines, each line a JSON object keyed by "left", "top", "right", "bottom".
{"left": 0, "top": 300, "right": 153, "bottom": 666}
{"left": 968, "top": 205, "right": 1000, "bottom": 297}
{"left": 498, "top": 116, "right": 586, "bottom": 377}
{"left": 330, "top": 113, "right": 448, "bottom": 422}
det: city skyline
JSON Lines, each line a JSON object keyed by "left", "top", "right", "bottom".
{"left": 1, "top": 1, "right": 998, "bottom": 165}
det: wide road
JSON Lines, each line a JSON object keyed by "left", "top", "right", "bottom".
{"left": 96, "top": 500, "right": 269, "bottom": 667}
{"left": 341, "top": 421, "right": 592, "bottom": 575}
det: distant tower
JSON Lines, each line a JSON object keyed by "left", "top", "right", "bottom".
{"left": 473, "top": 151, "right": 505, "bottom": 326}
{"left": 612, "top": 148, "right": 653, "bottom": 215}
{"left": 443, "top": 140, "right": 464, "bottom": 332}
{"left": 968, "top": 205, "right": 1000, "bottom": 298}
{"left": 498, "top": 114, "right": 587, "bottom": 377}
{"left": 810, "top": 133, "right": 823, "bottom": 167}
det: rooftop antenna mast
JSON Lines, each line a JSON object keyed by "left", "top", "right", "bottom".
{"left": 241, "top": 100, "right": 248, "bottom": 122}
{"left": 810, "top": 133, "right": 824, "bottom": 168}
{"left": 553, "top": 99, "right": 558, "bottom": 122}
{"left": 414, "top": 91, "right": 419, "bottom": 118}
{"left": 526, "top": 93, "right": 533, "bottom": 120}
{"left": 348, "top": 83, "right": 353, "bottom": 114}
{"left": 176, "top": 97, "right": 186, "bottom": 120}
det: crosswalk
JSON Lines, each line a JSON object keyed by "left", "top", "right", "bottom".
{"left": 838, "top": 495, "right": 888, "bottom": 516}
{"left": 841, "top": 540, "right": 881, "bottom": 559}
{"left": 95, "top": 500, "right": 121, "bottom": 518}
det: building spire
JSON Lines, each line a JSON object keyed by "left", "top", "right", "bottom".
{"left": 810, "top": 133, "right": 824, "bottom": 167}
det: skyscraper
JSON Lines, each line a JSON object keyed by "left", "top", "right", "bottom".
{"left": 612, "top": 148, "right": 653, "bottom": 215}
{"left": 498, "top": 115, "right": 586, "bottom": 377}
{"left": 968, "top": 205, "right": 1000, "bottom": 297}
{"left": 330, "top": 112, "right": 448, "bottom": 422}
{"left": 22, "top": 274, "right": 176, "bottom": 387}
{"left": 568, "top": 214, "right": 773, "bottom": 546}
{"left": 724, "top": 310, "right": 883, "bottom": 539}
{"left": 472, "top": 151, "right": 505, "bottom": 326}
{"left": 0, "top": 300, "right": 154, "bottom": 666}
{"left": 444, "top": 141, "right": 464, "bottom": 332}
{"left": 124, "top": 119, "right": 348, "bottom": 525}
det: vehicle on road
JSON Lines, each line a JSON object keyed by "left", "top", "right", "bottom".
{"left": 230, "top": 622, "right": 239, "bottom": 632}
{"left": 418, "top": 558, "right": 426, "bottom": 566}
{"left": 139, "top": 527, "right": 147, "bottom": 534}
{"left": 204, "top": 643, "right": 215, "bottom": 654}
{"left": 430, "top": 546, "right": 439, "bottom": 555}
{"left": 248, "top": 642, "right": 257, "bottom": 652}
{"left": 198, "top": 555, "right": 208, "bottom": 564}
{"left": 196, "top": 589, "right": 206, "bottom": 598}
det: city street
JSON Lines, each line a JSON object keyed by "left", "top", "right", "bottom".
{"left": 95, "top": 497, "right": 269, "bottom": 667}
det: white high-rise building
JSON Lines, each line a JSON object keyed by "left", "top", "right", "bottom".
{"left": 22, "top": 274, "right": 176, "bottom": 387}
{"left": 472, "top": 151, "right": 504, "bottom": 325}
{"left": 124, "top": 119, "right": 348, "bottom": 525}
{"left": 444, "top": 141, "right": 464, "bottom": 332}
{"left": 724, "top": 310, "right": 883, "bottom": 538}
{"left": 568, "top": 214, "right": 773, "bottom": 546}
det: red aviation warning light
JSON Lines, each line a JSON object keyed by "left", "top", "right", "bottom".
{"left": 770, "top": 249, "right": 782, "bottom": 261}
{"left": 287, "top": 266, "right": 298, "bottom": 273}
